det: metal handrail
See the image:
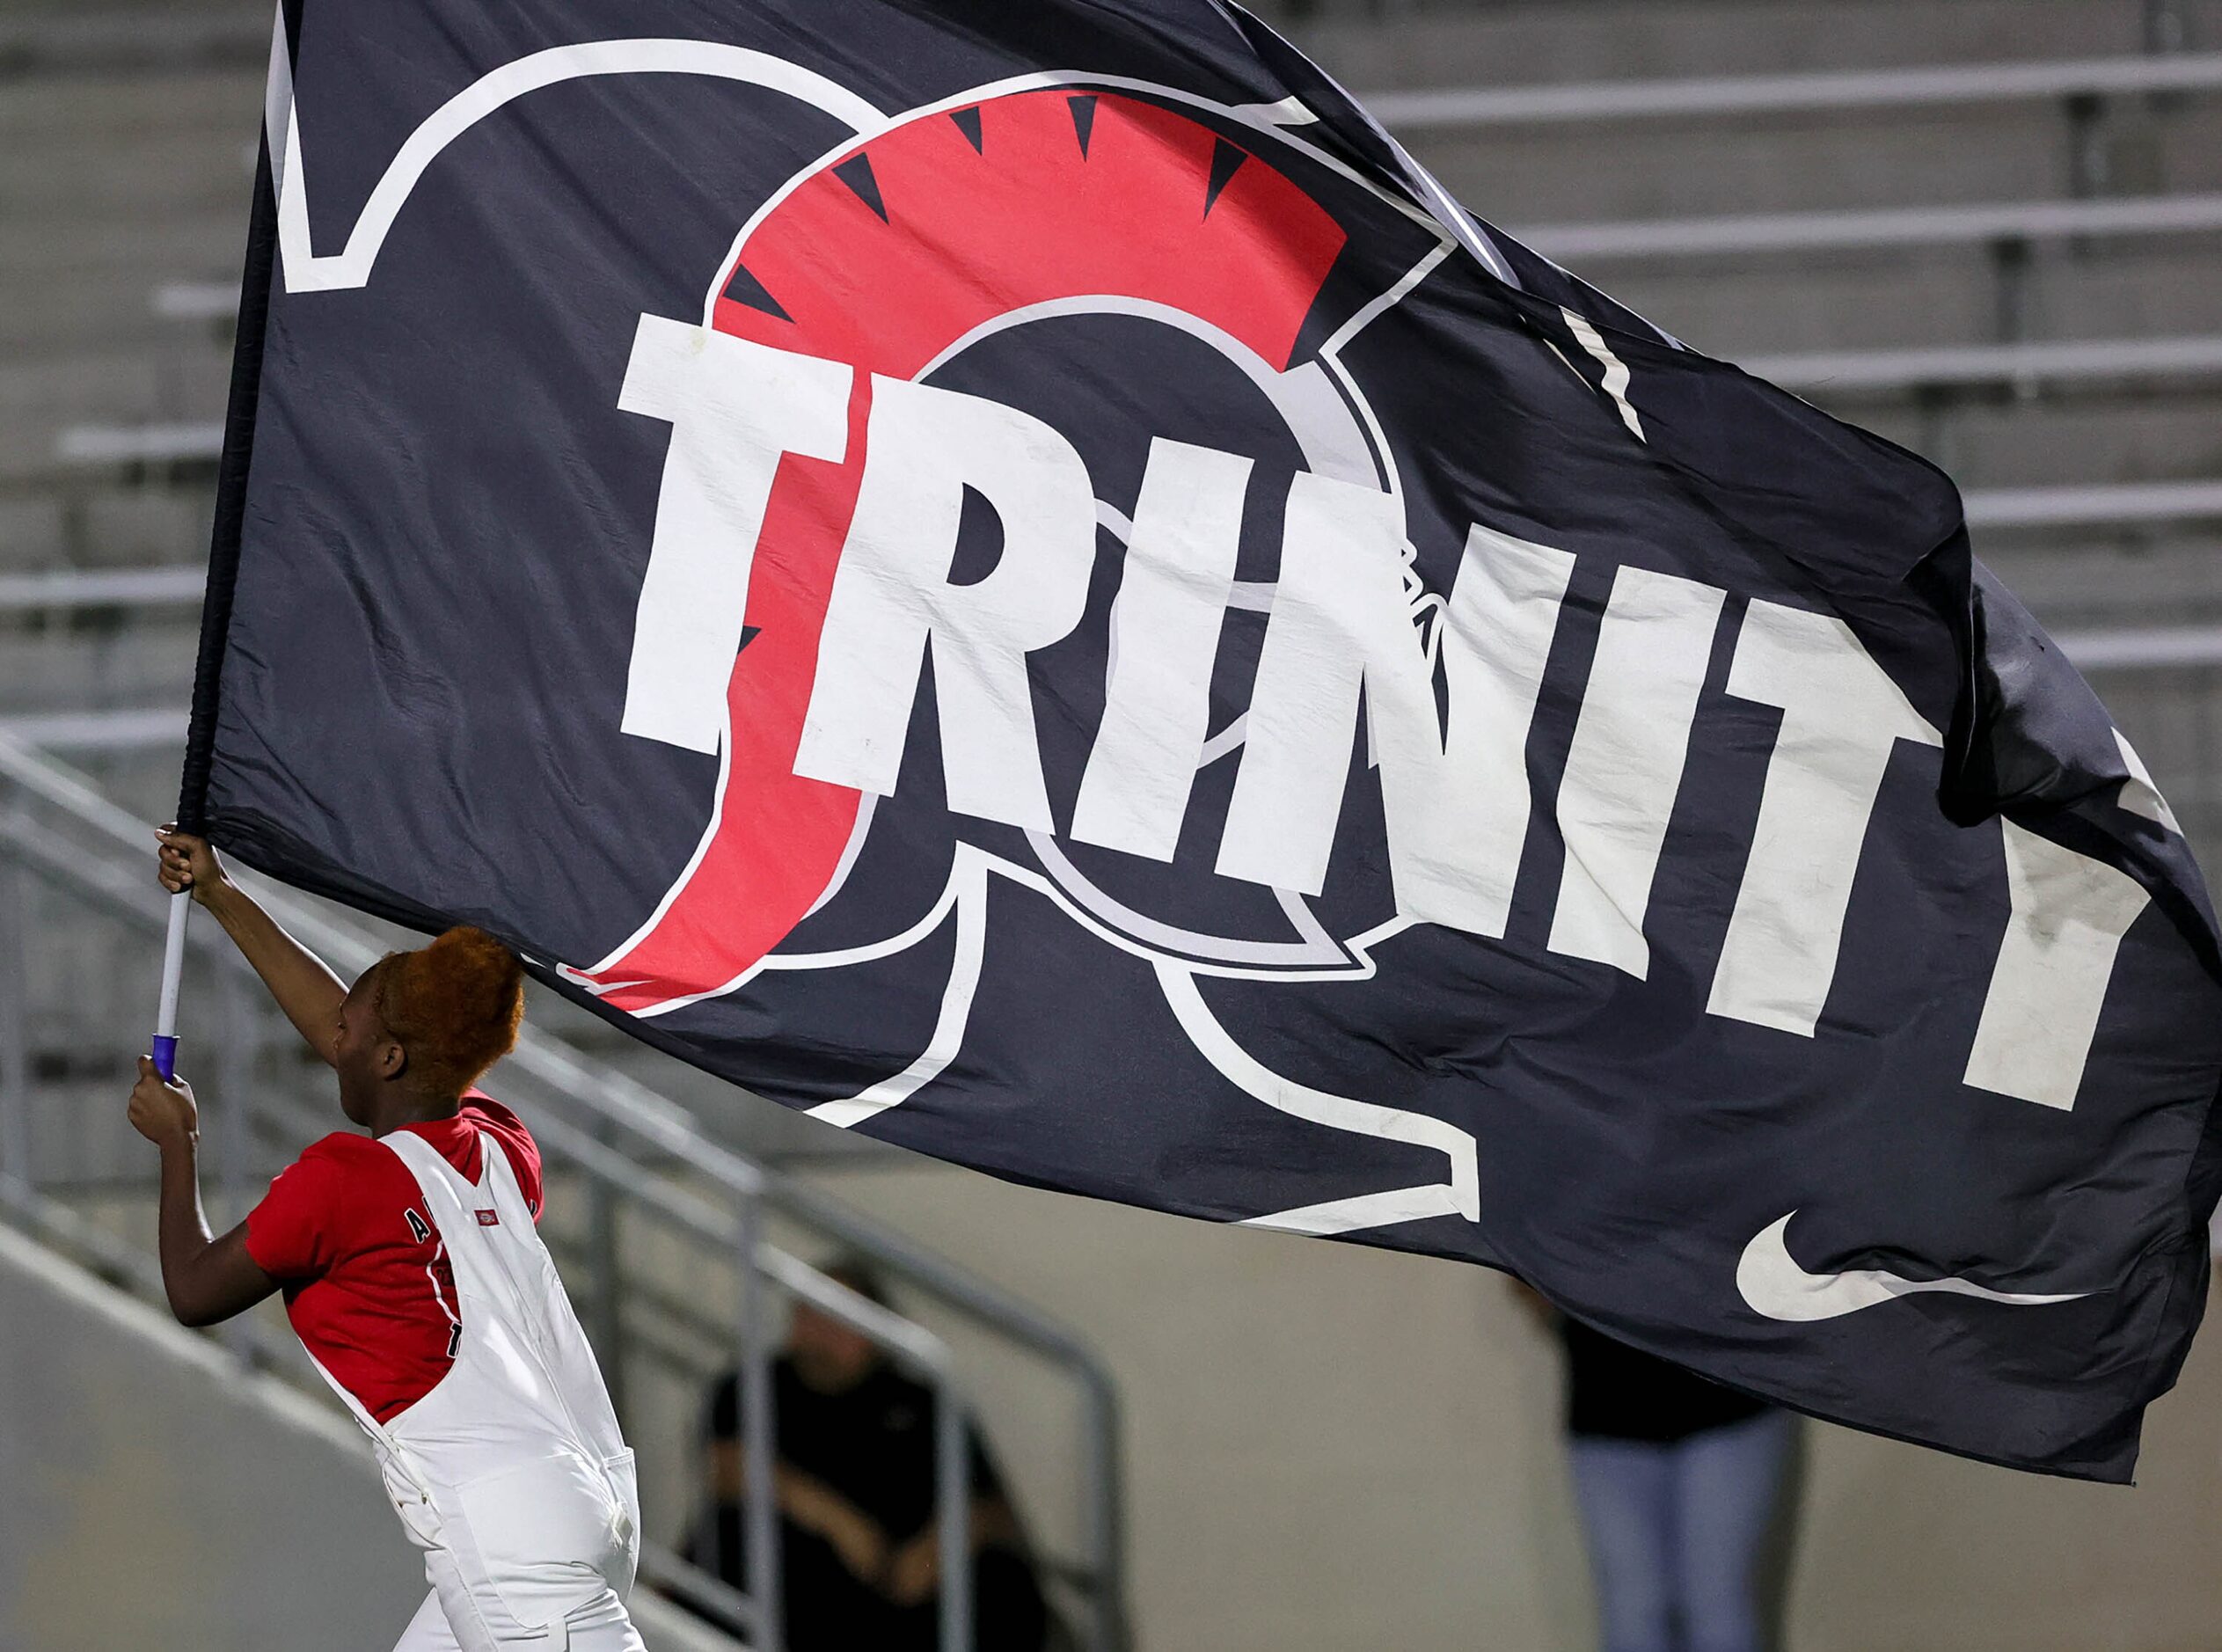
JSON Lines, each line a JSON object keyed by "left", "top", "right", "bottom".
{"left": 1962, "top": 479, "right": 2222, "bottom": 530}
{"left": 1366, "top": 52, "right": 2222, "bottom": 129}
{"left": 54, "top": 422, "right": 225, "bottom": 467}
{"left": 0, "top": 711, "right": 189, "bottom": 751}
{"left": 1523, "top": 191, "right": 2222, "bottom": 261}
{"left": 2056, "top": 625, "right": 2222, "bottom": 670}
{"left": 0, "top": 733, "right": 1129, "bottom": 1648}
{"left": 0, "top": 567, "right": 208, "bottom": 612}
{"left": 154, "top": 281, "right": 244, "bottom": 323}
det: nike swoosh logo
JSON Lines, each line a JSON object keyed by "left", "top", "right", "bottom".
{"left": 1737, "top": 1213, "right": 2087, "bottom": 1322}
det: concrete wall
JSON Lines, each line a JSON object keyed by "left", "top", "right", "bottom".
{"left": 810, "top": 1155, "right": 2222, "bottom": 1652}
{"left": 0, "top": 1221, "right": 735, "bottom": 1652}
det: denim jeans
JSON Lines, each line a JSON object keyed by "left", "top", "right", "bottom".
{"left": 1568, "top": 1408, "right": 1794, "bottom": 1652}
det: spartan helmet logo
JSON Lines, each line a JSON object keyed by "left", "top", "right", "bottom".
{"left": 570, "top": 84, "right": 1469, "bottom": 1012}
{"left": 557, "top": 78, "right": 1495, "bottom": 1227}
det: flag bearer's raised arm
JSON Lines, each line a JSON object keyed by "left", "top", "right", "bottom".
{"left": 157, "top": 827, "right": 348, "bottom": 1067}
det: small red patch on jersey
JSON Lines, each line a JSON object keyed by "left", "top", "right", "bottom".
{"left": 475, "top": 1209, "right": 500, "bottom": 1226}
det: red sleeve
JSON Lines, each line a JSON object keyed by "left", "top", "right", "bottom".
{"left": 244, "top": 1136, "right": 373, "bottom": 1281}
{"left": 462, "top": 1091, "right": 544, "bottom": 1221}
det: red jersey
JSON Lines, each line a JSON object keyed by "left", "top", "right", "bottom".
{"left": 245, "top": 1092, "right": 545, "bottom": 1423}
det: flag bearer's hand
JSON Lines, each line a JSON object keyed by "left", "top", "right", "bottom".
{"left": 156, "top": 825, "right": 230, "bottom": 907}
{"left": 128, "top": 1056, "right": 199, "bottom": 1149}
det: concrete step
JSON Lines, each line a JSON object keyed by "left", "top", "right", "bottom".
{"left": 1984, "top": 537, "right": 2222, "bottom": 630}
{"left": 0, "top": 66, "right": 260, "bottom": 144}
{"left": 0, "top": 486, "right": 218, "bottom": 573}
{"left": 1300, "top": 0, "right": 2220, "bottom": 89}
{"left": 0, "top": 269, "right": 237, "bottom": 363}
{"left": 1424, "top": 98, "right": 2222, "bottom": 223}
{"left": 0, "top": 496, "right": 69, "bottom": 568}
{"left": 0, "top": 7, "right": 265, "bottom": 81}
{"left": 0, "top": 353, "right": 169, "bottom": 428}
{"left": 0, "top": 216, "right": 243, "bottom": 305}
{"left": 1597, "top": 236, "right": 2222, "bottom": 355}
{"left": 1847, "top": 387, "right": 2222, "bottom": 490}
{"left": 0, "top": 124, "right": 255, "bottom": 223}
{"left": 0, "top": 621, "right": 199, "bottom": 711}
{"left": 0, "top": 351, "right": 233, "bottom": 485}
{"left": 62, "top": 486, "right": 216, "bottom": 570}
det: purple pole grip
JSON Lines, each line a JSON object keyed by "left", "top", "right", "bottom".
{"left": 151, "top": 1035, "right": 180, "bottom": 1083}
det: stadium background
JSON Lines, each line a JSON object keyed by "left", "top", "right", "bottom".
{"left": 2, "top": 0, "right": 2220, "bottom": 1647}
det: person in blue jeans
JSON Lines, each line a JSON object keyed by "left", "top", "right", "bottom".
{"left": 1524, "top": 1290, "right": 1798, "bottom": 1652}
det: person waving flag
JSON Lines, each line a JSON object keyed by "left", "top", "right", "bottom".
{"left": 173, "top": 0, "right": 2222, "bottom": 1480}
{"left": 131, "top": 830, "right": 642, "bottom": 1652}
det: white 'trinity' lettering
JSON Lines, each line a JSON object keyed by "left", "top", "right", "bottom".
{"left": 1707, "top": 601, "right": 1942, "bottom": 1035}
{"left": 618, "top": 333, "right": 2128, "bottom": 1080}
{"left": 1219, "top": 473, "right": 1574, "bottom": 935}
{"left": 1071, "top": 439, "right": 1251, "bottom": 861}
{"left": 794, "top": 374, "right": 1099, "bottom": 831}
{"left": 617, "top": 315, "right": 852, "bottom": 755}
{"left": 1963, "top": 821, "right": 2149, "bottom": 1108}
{"left": 1549, "top": 565, "right": 1725, "bottom": 977}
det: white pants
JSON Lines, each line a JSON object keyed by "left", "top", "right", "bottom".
{"left": 391, "top": 1550, "right": 645, "bottom": 1652}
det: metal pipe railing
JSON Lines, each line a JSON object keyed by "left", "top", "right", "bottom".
{"left": 0, "top": 733, "right": 1125, "bottom": 1648}
{"left": 1962, "top": 480, "right": 2222, "bottom": 530}
{"left": 0, "top": 566, "right": 207, "bottom": 613}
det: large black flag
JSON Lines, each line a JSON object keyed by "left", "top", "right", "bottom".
{"left": 190, "top": 0, "right": 2222, "bottom": 1479}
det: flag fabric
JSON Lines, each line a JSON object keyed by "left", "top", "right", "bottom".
{"left": 187, "top": 0, "right": 2222, "bottom": 1480}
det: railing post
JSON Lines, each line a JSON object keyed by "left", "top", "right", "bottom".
{"left": 214, "top": 969, "right": 258, "bottom": 1362}
{"left": 935, "top": 1378, "right": 973, "bottom": 1650}
{"left": 586, "top": 1112, "right": 630, "bottom": 1422}
{"left": 739, "top": 1193, "right": 782, "bottom": 1651}
{"left": 2065, "top": 90, "right": 2109, "bottom": 199}
{"left": 0, "top": 859, "right": 31, "bottom": 1191}
{"left": 1987, "top": 234, "right": 2033, "bottom": 345}
{"left": 2144, "top": 0, "right": 2190, "bottom": 55}
{"left": 1085, "top": 1378, "right": 1129, "bottom": 1651}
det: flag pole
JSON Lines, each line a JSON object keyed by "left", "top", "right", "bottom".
{"left": 152, "top": 889, "right": 192, "bottom": 1081}
{"left": 160, "top": 13, "right": 281, "bottom": 1089}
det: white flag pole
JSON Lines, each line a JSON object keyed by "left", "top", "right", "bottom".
{"left": 152, "top": 888, "right": 192, "bottom": 1080}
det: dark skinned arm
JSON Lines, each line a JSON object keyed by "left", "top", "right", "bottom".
{"left": 157, "top": 827, "right": 347, "bottom": 1066}
{"left": 128, "top": 1056, "right": 281, "bottom": 1327}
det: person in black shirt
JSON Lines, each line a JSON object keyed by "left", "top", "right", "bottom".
{"left": 1519, "top": 1287, "right": 1797, "bottom": 1652}
{"left": 688, "top": 1260, "right": 1051, "bottom": 1652}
